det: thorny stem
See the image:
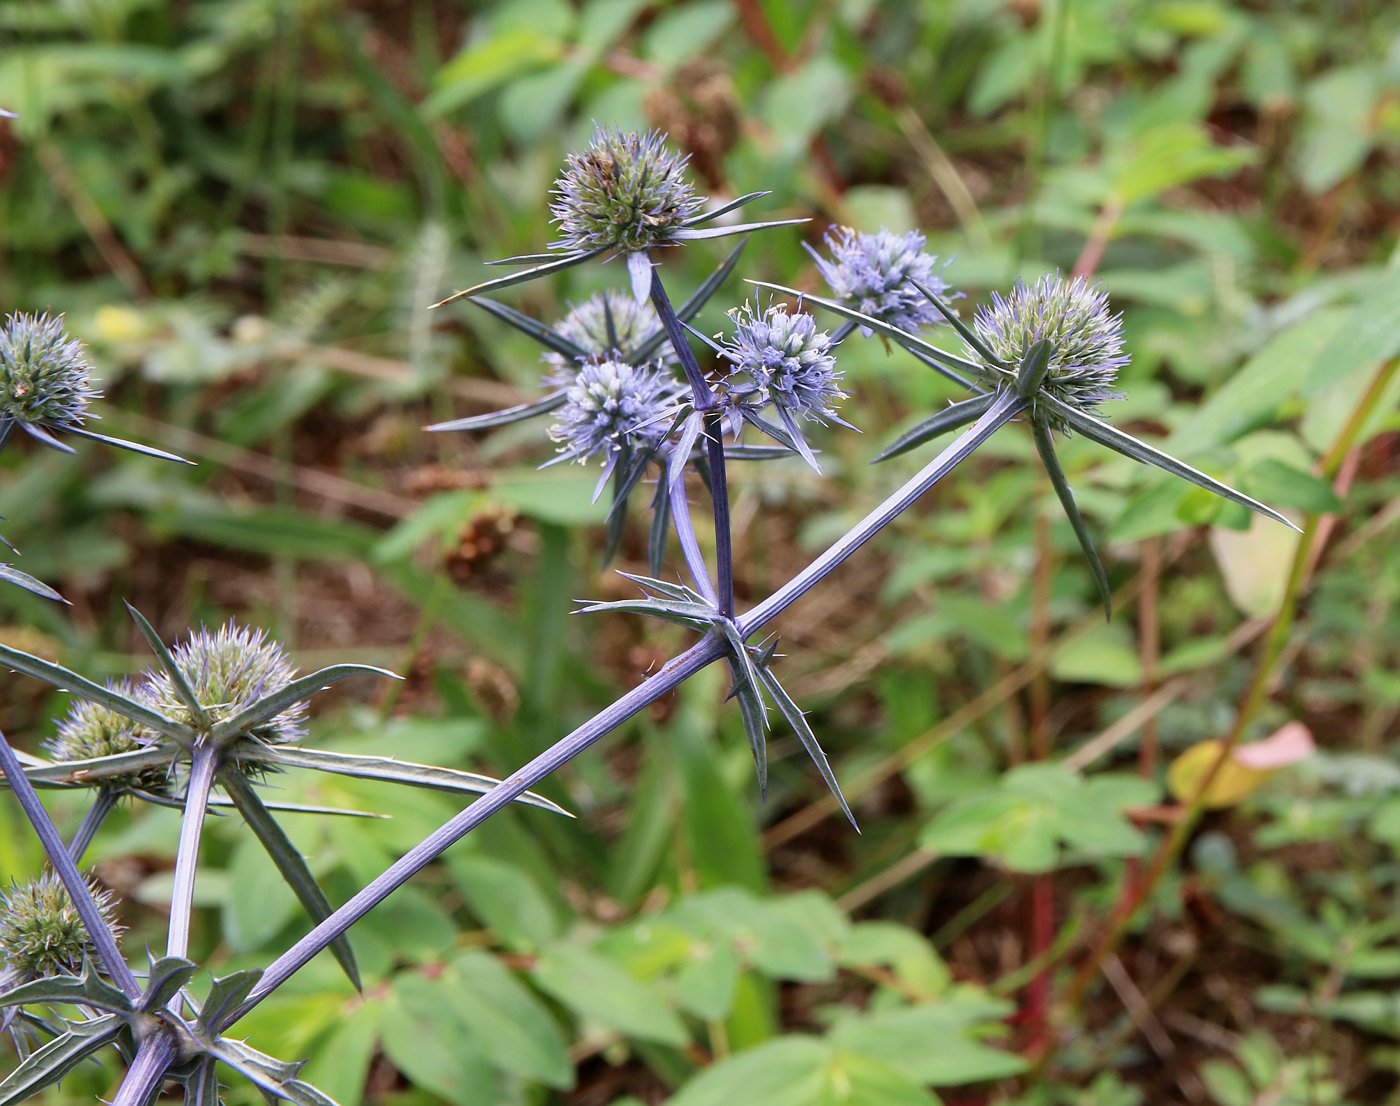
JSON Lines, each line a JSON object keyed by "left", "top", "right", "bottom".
{"left": 1049, "top": 353, "right": 1400, "bottom": 1049}
{"left": 226, "top": 388, "right": 1025, "bottom": 1026}
{"left": 67, "top": 788, "right": 119, "bottom": 863}
{"left": 110, "top": 1031, "right": 178, "bottom": 1106}
{"left": 649, "top": 266, "right": 737, "bottom": 616}
{"left": 167, "top": 744, "right": 217, "bottom": 959}
{"left": 668, "top": 475, "right": 720, "bottom": 608}
{"left": 0, "top": 730, "right": 140, "bottom": 998}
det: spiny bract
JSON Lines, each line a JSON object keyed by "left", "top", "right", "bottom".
{"left": 143, "top": 622, "right": 306, "bottom": 754}
{"left": 549, "top": 127, "right": 701, "bottom": 254}
{"left": 972, "top": 274, "right": 1128, "bottom": 427}
{"left": 0, "top": 312, "right": 100, "bottom": 430}
{"left": 0, "top": 871, "right": 121, "bottom": 980}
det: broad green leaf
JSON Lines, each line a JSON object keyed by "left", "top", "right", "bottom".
{"left": 442, "top": 951, "right": 573, "bottom": 1089}
{"left": 1050, "top": 622, "right": 1143, "bottom": 688}
{"left": 445, "top": 852, "right": 563, "bottom": 953}
{"left": 382, "top": 973, "right": 499, "bottom": 1106}
{"left": 429, "top": 28, "right": 564, "bottom": 116}
{"left": 674, "top": 940, "right": 740, "bottom": 1021}
{"left": 300, "top": 1000, "right": 382, "bottom": 1106}
{"left": 1208, "top": 513, "right": 1301, "bottom": 617}
{"left": 828, "top": 1001, "right": 1025, "bottom": 1085}
{"left": 531, "top": 942, "right": 688, "bottom": 1047}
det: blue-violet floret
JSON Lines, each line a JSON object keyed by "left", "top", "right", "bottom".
{"left": 542, "top": 291, "right": 673, "bottom": 384}
{"left": 811, "top": 227, "right": 952, "bottom": 334}
{"left": 549, "top": 359, "right": 683, "bottom": 468}
{"left": 0, "top": 312, "right": 100, "bottom": 430}
{"left": 721, "top": 300, "right": 845, "bottom": 424}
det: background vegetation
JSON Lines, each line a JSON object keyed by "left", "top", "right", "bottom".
{"left": 3, "top": 0, "right": 1400, "bottom": 1102}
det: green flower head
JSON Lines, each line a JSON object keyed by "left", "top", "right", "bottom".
{"left": 0, "top": 872, "right": 121, "bottom": 980}
{"left": 0, "top": 312, "right": 100, "bottom": 430}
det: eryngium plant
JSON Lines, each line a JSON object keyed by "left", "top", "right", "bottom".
{"left": 1, "top": 125, "right": 1295, "bottom": 1106}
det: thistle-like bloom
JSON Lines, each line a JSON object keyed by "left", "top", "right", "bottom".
{"left": 550, "top": 127, "right": 702, "bottom": 255}
{"left": 549, "top": 359, "right": 683, "bottom": 477}
{"left": 143, "top": 622, "right": 306, "bottom": 753}
{"left": 45, "top": 681, "right": 169, "bottom": 794}
{"left": 0, "top": 312, "right": 99, "bottom": 432}
{"left": 541, "top": 291, "right": 674, "bottom": 384}
{"left": 721, "top": 300, "right": 846, "bottom": 424}
{"left": 810, "top": 227, "right": 952, "bottom": 334}
{"left": 971, "top": 275, "right": 1128, "bottom": 425}
{"left": 0, "top": 872, "right": 121, "bottom": 980}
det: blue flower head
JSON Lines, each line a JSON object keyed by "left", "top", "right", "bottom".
{"left": 549, "top": 127, "right": 702, "bottom": 255}
{"left": 541, "top": 291, "right": 674, "bottom": 385}
{"left": 811, "top": 227, "right": 952, "bottom": 334}
{"left": 549, "top": 359, "right": 683, "bottom": 471}
{"left": 0, "top": 312, "right": 99, "bottom": 430}
{"left": 972, "top": 275, "right": 1128, "bottom": 427}
{"left": 721, "top": 300, "right": 845, "bottom": 424}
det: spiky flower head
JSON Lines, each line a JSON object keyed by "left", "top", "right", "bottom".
{"left": 0, "top": 312, "right": 99, "bottom": 430}
{"left": 549, "top": 127, "right": 702, "bottom": 254}
{"left": 541, "top": 291, "right": 674, "bottom": 384}
{"left": 972, "top": 275, "right": 1128, "bottom": 427}
{"left": 812, "top": 227, "right": 952, "bottom": 334}
{"left": 143, "top": 622, "right": 306, "bottom": 758}
{"left": 0, "top": 872, "right": 121, "bottom": 980}
{"left": 549, "top": 359, "right": 683, "bottom": 466}
{"left": 721, "top": 300, "right": 845, "bottom": 423}
{"left": 45, "top": 680, "right": 170, "bottom": 794}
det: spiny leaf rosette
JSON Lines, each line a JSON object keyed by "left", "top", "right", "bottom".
{"left": 550, "top": 127, "right": 701, "bottom": 254}
{"left": 971, "top": 275, "right": 1128, "bottom": 428}
{"left": 0, "top": 872, "right": 121, "bottom": 980}
{"left": 0, "top": 312, "right": 99, "bottom": 431}
{"left": 811, "top": 226, "right": 953, "bottom": 333}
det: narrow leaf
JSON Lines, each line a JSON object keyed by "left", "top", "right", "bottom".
{"left": 467, "top": 298, "right": 589, "bottom": 360}
{"left": 18, "top": 421, "right": 76, "bottom": 454}
{"left": 1033, "top": 420, "right": 1113, "bottom": 620}
{"left": 0, "top": 1015, "right": 120, "bottom": 1106}
{"left": 910, "top": 277, "right": 1008, "bottom": 368}
{"left": 426, "top": 391, "right": 566, "bottom": 433}
{"left": 0, "top": 965, "right": 132, "bottom": 1014}
{"left": 256, "top": 746, "right": 570, "bottom": 815}
{"left": 0, "top": 564, "right": 66, "bottom": 603}
{"left": 125, "top": 602, "right": 209, "bottom": 729}
{"left": 755, "top": 665, "right": 858, "bottom": 830}
{"left": 683, "top": 191, "right": 771, "bottom": 226}
{"left": 873, "top": 394, "right": 997, "bottom": 462}
{"left": 208, "top": 665, "right": 399, "bottom": 744}
{"left": 0, "top": 644, "right": 188, "bottom": 740}
{"left": 219, "top": 771, "right": 360, "bottom": 992}
{"left": 629, "top": 240, "right": 748, "bottom": 363}
{"left": 140, "top": 955, "right": 198, "bottom": 1011}
{"left": 746, "top": 280, "right": 983, "bottom": 388}
{"left": 17, "top": 746, "right": 173, "bottom": 787}
{"left": 671, "top": 218, "right": 808, "bottom": 240}
{"left": 64, "top": 425, "right": 193, "bottom": 465}
{"left": 1045, "top": 396, "right": 1300, "bottom": 531}
{"left": 198, "top": 970, "right": 263, "bottom": 1034}
{"left": 207, "top": 1039, "right": 343, "bottom": 1106}
{"left": 431, "top": 248, "right": 605, "bottom": 307}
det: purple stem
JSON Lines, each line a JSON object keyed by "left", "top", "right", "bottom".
{"left": 109, "top": 1031, "right": 178, "bottom": 1106}
{"left": 67, "top": 788, "right": 118, "bottom": 863}
{"left": 668, "top": 476, "right": 720, "bottom": 608}
{"left": 0, "top": 731, "right": 140, "bottom": 998}
{"left": 648, "top": 267, "right": 736, "bottom": 616}
{"left": 232, "top": 633, "right": 726, "bottom": 1020}
{"left": 166, "top": 744, "right": 217, "bottom": 959}
{"left": 226, "top": 389, "right": 1023, "bottom": 1027}
{"left": 740, "top": 391, "right": 1025, "bottom": 633}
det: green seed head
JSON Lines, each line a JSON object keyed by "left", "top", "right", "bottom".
{"left": 0, "top": 312, "right": 99, "bottom": 429}
{"left": 143, "top": 622, "right": 306, "bottom": 766}
{"left": 0, "top": 872, "right": 121, "bottom": 980}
